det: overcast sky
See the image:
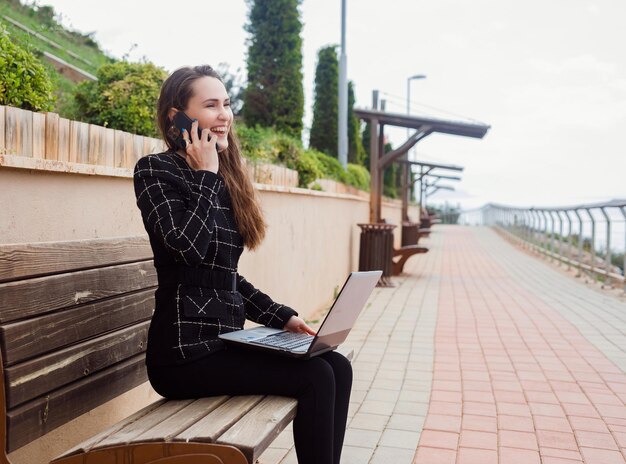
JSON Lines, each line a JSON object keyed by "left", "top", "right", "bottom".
{"left": 42, "top": 0, "right": 626, "bottom": 209}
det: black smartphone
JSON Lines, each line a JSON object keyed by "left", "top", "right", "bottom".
{"left": 173, "top": 111, "right": 209, "bottom": 150}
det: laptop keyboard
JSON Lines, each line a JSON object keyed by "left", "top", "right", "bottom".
{"left": 254, "top": 332, "right": 314, "bottom": 350}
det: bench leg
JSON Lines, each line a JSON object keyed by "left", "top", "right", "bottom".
{"left": 392, "top": 255, "right": 410, "bottom": 276}
{"left": 51, "top": 443, "right": 248, "bottom": 464}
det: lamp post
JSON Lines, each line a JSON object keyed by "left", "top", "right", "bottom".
{"left": 406, "top": 74, "right": 426, "bottom": 141}
{"left": 338, "top": 0, "right": 348, "bottom": 168}
{"left": 406, "top": 74, "right": 426, "bottom": 215}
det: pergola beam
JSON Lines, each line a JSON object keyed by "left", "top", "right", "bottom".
{"left": 354, "top": 107, "right": 489, "bottom": 223}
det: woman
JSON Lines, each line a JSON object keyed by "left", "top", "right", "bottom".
{"left": 133, "top": 65, "right": 352, "bottom": 464}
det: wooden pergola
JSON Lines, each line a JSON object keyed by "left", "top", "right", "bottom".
{"left": 353, "top": 108, "right": 490, "bottom": 223}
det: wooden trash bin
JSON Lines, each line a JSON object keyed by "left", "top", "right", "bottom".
{"left": 401, "top": 222, "right": 420, "bottom": 247}
{"left": 358, "top": 223, "right": 396, "bottom": 286}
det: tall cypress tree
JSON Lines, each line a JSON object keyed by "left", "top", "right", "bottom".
{"left": 347, "top": 81, "right": 365, "bottom": 165}
{"left": 309, "top": 45, "right": 338, "bottom": 157}
{"left": 243, "top": 0, "right": 304, "bottom": 139}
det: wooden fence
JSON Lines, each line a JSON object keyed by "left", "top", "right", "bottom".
{"left": 0, "top": 105, "right": 299, "bottom": 188}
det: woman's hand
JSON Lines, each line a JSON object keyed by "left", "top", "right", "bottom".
{"left": 181, "top": 119, "right": 219, "bottom": 173}
{"left": 284, "top": 316, "right": 317, "bottom": 336}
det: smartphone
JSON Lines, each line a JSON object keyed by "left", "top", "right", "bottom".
{"left": 173, "top": 111, "right": 209, "bottom": 150}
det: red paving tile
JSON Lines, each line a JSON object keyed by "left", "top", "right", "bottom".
{"left": 541, "top": 458, "right": 583, "bottom": 464}
{"left": 412, "top": 446, "right": 456, "bottom": 464}
{"left": 412, "top": 227, "right": 626, "bottom": 464}
{"left": 535, "top": 430, "right": 579, "bottom": 450}
{"left": 499, "top": 430, "right": 539, "bottom": 450}
{"left": 574, "top": 430, "right": 619, "bottom": 450}
{"left": 539, "top": 446, "right": 583, "bottom": 460}
{"left": 497, "top": 414, "right": 535, "bottom": 432}
{"left": 459, "top": 430, "right": 497, "bottom": 450}
{"left": 418, "top": 430, "right": 459, "bottom": 450}
{"left": 498, "top": 447, "right": 541, "bottom": 464}
{"left": 462, "top": 414, "right": 497, "bottom": 433}
{"left": 579, "top": 447, "right": 626, "bottom": 464}
{"left": 457, "top": 447, "right": 498, "bottom": 464}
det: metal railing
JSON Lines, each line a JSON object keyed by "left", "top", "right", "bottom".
{"left": 460, "top": 200, "right": 626, "bottom": 292}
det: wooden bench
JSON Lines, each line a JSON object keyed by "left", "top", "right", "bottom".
{"left": 0, "top": 236, "right": 347, "bottom": 464}
{"left": 392, "top": 245, "right": 428, "bottom": 276}
{"left": 401, "top": 222, "right": 430, "bottom": 246}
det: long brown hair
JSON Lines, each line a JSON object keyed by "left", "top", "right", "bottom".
{"left": 156, "top": 65, "right": 266, "bottom": 250}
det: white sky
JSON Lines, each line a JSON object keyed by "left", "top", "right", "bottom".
{"left": 42, "top": 0, "right": 626, "bottom": 209}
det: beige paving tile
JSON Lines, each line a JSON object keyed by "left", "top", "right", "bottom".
{"left": 343, "top": 427, "right": 382, "bottom": 449}
{"left": 379, "top": 428, "right": 421, "bottom": 449}
{"left": 257, "top": 447, "right": 291, "bottom": 464}
{"left": 349, "top": 412, "right": 389, "bottom": 431}
{"left": 365, "top": 388, "right": 401, "bottom": 402}
{"left": 388, "top": 413, "right": 427, "bottom": 432}
{"left": 369, "top": 445, "right": 417, "bottom": 463}
{"left": 340, "top": 445, "right": 375, "bottom": 464}
{"left": 360, "top": 399, "right": 396, "bottom": 416}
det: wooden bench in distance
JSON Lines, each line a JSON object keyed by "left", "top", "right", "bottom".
{"left": 392, "top": 244, "right": 429, "bottom": 276}
{"left": 0, "top": 236, "right": 352, "bottom": 464}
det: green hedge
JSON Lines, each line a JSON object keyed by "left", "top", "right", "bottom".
{"left": 237, "top": 125, "right": 369, "bottom": 191}
{"left": 0, "top": 25, "right": 55, "bottom": 111}
{"left": 73, "top": 61, "right": 167, "bottom": 137}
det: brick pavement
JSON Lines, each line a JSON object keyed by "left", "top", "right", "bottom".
{"left": 259, "top": 225, "right": 626, "bottom": 464}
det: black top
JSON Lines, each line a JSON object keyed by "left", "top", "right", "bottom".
{"left": 133, "top": 150, "right": 298, "bottom": 366}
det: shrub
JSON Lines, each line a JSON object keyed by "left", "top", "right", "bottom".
{"left": 295, "top": 150, "right": 324, "bottom": 188}
{"left": 345, "top": 164, "right": 370, "bottom": 191}
{"left": 236, "top": 124, "right": 370, "bottom": 191}
{"left": 0, "top": 26, "right": 55, "bottom": 111}
{"left": 311, "top": 150, "right": 348, "bottom": 183}
{"left": 73, "top": 61, "right": 167, "bottom": 136}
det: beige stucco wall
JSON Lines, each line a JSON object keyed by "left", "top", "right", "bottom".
{"left": 1, "top": 164, "right": 417, "bottom": 464}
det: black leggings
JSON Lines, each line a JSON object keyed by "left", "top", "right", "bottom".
{"left": 148, "top": 348, "right": 353, "bottom": 464}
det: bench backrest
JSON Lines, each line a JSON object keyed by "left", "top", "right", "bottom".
{"left": 0, "top": 236, "right": 155, "bottom": 455}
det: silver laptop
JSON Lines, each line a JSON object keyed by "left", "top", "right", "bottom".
{"left": 219, "top": 271, "right": 382, "bottom": 359}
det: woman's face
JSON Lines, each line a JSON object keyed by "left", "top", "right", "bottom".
{"left": 181, "top": 76, "right": 233, "bottom": 151}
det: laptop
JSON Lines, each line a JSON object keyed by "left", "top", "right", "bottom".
{"left": 219, "top": 270, "right": 382, "bottom": 359}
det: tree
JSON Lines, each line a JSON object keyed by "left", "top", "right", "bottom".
{"left": 348, "top": 81, "right": 365, "bottom": 165}
{"left": 243, "top": 0, "right": 304, "bottom": 139}
{"left": 73, "top": 61, "right": 167, "bottom": 137}
{"left": 361, "top": 121, "right": 371, "bottom": 170}
{"left": 216, "top": 62, "right": 245, "bottom": 116}
{"left": 309, "top": 45, "right": 338, "bottom": 157}
{"left": 0, "top": 26, "right": 55, "bottom": 112}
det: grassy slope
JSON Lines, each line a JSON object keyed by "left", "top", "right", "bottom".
{"left": 0, "top": 1, "right": 112, "bottom": 74}
{"left": 0, "top": 1, "right": 116, "bottom": 117}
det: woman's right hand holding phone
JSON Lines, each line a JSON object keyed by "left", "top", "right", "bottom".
{"left": 182, "top": 119, "right": 219, "bottom": 174}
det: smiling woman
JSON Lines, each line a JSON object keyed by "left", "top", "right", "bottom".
{"left": 133, "top": 65, "right": 353, "bottom": 464}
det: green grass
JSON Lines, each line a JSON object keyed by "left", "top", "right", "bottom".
{"left": 0, "top": 2, "right": 113, "bottom": 75}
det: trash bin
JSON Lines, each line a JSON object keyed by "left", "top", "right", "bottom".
{"left": 358, "top": 223, "right": 396, "bottom": 286}
{"left": 401, "top": 222, "right": 420, "bottom": 247}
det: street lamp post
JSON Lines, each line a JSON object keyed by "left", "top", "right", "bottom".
{"left": 404, "top": 74, "right": 426, "bottom": 221}
{"left": 338, "top": 0, "right": 348, "bottom": 168}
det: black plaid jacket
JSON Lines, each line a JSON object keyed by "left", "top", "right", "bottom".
{"left": 133, "top": 150, "right": 298, "bottom": 366}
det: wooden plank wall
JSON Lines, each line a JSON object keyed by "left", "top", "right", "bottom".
{"left": 0, "top": 105, "right": 165, "bottom": 169}
{"left": 0, "top": 105, "right": 302, "bottom": 188}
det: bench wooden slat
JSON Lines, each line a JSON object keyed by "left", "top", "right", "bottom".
{"left": 134, "top": 397, "right": 230, "bottom": 443}
{"left": 54, "top": 400, "right": 168, "bottom": 460}
{"left": 174, "top": 396, "right": 264, "bottom": 444}
{"left": 5, "top": 321, "right": 149, "bottom": 408}
{"left": 6, "top": 354, "right": 147, "bottom": 452}
{"left": 0, "top": 288, "right": 154, "bottom": 366}
{"left": 0, "top": 261, "right": 157, "bottom": 323}
{"left": 95, "top": 400, "right": 195, "bottom": 448}
{"left": 216, "top": 396, "right": 298, "bottom": 463}
{"left": 0, "top": 236, "right": 152, "bottom": 282}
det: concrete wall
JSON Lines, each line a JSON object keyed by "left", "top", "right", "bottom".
{"left": 0, "top": 164, "right": 417, "bottom": 463}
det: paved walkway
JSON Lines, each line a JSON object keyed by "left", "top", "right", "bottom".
{"left": 259, "top": 226, "right": 626, "bottom": 464}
